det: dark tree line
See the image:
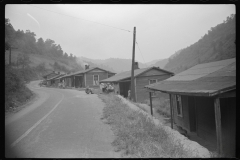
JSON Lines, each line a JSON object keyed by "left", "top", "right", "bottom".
{"left": 165, "top": 14, "right": 236, "bottom": 74}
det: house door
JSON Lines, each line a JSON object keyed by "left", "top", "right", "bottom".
{"left": 119, "top": 81, "right": 131, "bottom": 98}
{"left": 220, "top": 97, "right": 236, "bottom": 157}
{"left": 188, "top": 96, "right": 196, "bottom": 132}
{"left": 196, "top": 97, "right": 216, "bottom": 144}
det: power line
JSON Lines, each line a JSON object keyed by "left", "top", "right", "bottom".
{"left": 28, "top": 4, "right": 132, "bottom": 33}
{"left": 136, "top": 41, "right": 147, "bottom": 67}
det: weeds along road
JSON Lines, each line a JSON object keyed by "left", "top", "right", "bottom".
{"left": 5, "top": 81, "right": 120, "bottom": 158}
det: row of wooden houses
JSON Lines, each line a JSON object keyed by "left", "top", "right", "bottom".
{"left": 42, "top": 58, "right": 236, "bottom": 157}
{"left": 43, "top": 65, "right": 116, "bottom": 88}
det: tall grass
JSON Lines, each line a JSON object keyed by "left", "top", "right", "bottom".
{"left": 99, "top": 94, "right": 196, "bottom": 158}
{"left": 144, "top": 97, "right": 170, "bottom": 117}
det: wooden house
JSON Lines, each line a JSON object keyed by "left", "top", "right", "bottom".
{"left": 42, "top": 71, "right": 59, "bottom": 80}
{"left": 100, "top": 62, "right": 174, "bottom": 102}
{"left": 145, "top": 58, "right": 236, "bottom": 157}
{"left": 59, "top": 65, "right": 115, "bottom": 88}
{"left": 45, "top": 74, "right": 65, "bottom": 87}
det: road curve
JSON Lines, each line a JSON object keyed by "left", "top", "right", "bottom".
{"left": 5, "top": 81, "right": 120, "bottom": 158}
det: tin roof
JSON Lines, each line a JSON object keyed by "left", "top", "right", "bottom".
{"left": 145, "top": 58, "right": 236, "bottom": 96}
{"left": 100, "top": 67, "right": 174, "bottom": 83}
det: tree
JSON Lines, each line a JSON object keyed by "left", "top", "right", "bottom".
{"left": 56, "top": 44, "right": 63, "bottom": 57}
{"left": 17, "top": 53, "right": 31, "bottom": 69}
{"left": 5, "top": 18, "right": 15, "bottom": 49}
{"left": 35, "top": 62, "right": 46, "bottom": 72}
{"left": 70, "top": 53, "right": 73, "bottom": 60}
{"left": 36, "top": 37, "right": 46, "bottom": 55}
{"left": 64, "top": 52, "right": 68, "bottom": 58}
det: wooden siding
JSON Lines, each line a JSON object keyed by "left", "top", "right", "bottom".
{"left": 195, "top": 97, "right": 216, "bottom": 144}
{"left": 172, "top": 95, "right": 190, "bottom": 131}
{"left": 139, "top": 68, "right": 170, "bottom": 77}
{"left": 136, "top": 74, "right": 172, "bottom": 103}
{"left": 85, "top": 72, "right": 108, "bottom": 88}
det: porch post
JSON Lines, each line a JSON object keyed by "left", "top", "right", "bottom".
{"left": 214, "top": 97, "right": 223, "bottom": 155}
{"left": 169, "top": 94, "right": 173, "bottom": 129}
{"left": 84, "top": 73, "right": 86, "bottom": 87}
{"left": 149, "top": 92, "right": 153, "bottom": 116}
{"left": 74, "top": 76, "right": 75, "bottom": 88}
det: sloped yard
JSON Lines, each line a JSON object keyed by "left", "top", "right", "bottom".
{"left": 99, "top": 94, "right": 211, "bottom": 158}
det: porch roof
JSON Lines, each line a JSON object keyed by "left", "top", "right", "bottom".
{"left": 145, "top": 58, "right": 236, "bottom": 97}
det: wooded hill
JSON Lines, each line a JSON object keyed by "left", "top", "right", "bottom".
{"left": 5, "top": 18, "right": 83, "bottom": 77}
{"left": 164, "top": 14, "right": 236, "bottom": 74}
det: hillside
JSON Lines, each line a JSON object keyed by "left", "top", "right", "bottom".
{"left": 5, "top": 18, "right": 85, "bottom": 111}
{"left": 79, "top": 57, "right": 147, "bottom": 73}
{"left": 5, "top": 50, "right": 81, "bottom": 74}
{"left": 76, "top": 57, "right": 115, "bottom": 73}
{"left": 149, "top": 58, "right": 169, "bottom": 68}
{"left": 5, "top": 18, "right": 84, "bottom": 78}
{"left": 79, "top": 56, "right": 169, "bottom": 72}
{"left": 164, "top": 14, "right": 236, "bottom": 74}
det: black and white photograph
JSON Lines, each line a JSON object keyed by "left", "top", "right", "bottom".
{"left": 5, "top": 4, "right": 236, "bottom": 158}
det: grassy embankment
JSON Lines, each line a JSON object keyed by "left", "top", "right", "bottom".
{"left": 99, "top": 94, "right": 195, "bottom": 158}
{"left": 5, "top": 66, "right": 36, "bottom": 112}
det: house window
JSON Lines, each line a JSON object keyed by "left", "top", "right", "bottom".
{"left": 149, "top": 79, "right": 157, "bottom": 97}
{"left": 93, "top": 75, "right": 99, "bottom": 85}
{"left": 176, "top": 95, "right": 183, "bottom": 117}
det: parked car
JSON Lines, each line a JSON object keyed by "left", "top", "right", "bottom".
{"left": 39, "top": 80, "right": 47, "bottom": 87}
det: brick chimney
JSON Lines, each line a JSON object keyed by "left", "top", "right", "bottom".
{"left": 85, "top": 64, "right": 90, "bottom": 70}
{"left": 134, "top": 62, "right": 139, "bottom": 70}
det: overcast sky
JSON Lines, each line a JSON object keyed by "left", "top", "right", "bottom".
{"left": 5, "top": 4, "right": 235, "bottom": 63}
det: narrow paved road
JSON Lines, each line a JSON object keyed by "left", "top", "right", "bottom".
{"left": 5, "top": 81, "right": 120, "bottom": 158}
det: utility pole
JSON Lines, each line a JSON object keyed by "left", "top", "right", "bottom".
{"left": 131, "top": 27, "right": 136, "bottom": 102}
{"left": 9, "top": 46, "right": 11, "bottom": 65}
{"left": 8, "top": 45, "right": 18, "bottom": 66}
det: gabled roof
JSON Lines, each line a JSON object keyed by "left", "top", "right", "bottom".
{"left": 145, "top": 58, "right": 236, "bottom": 96}
{"left": 60, "top": 67, "right": 116, "bottom": 79}
{"left": 100, "top": 67, "right": 174, "bottom": 83}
